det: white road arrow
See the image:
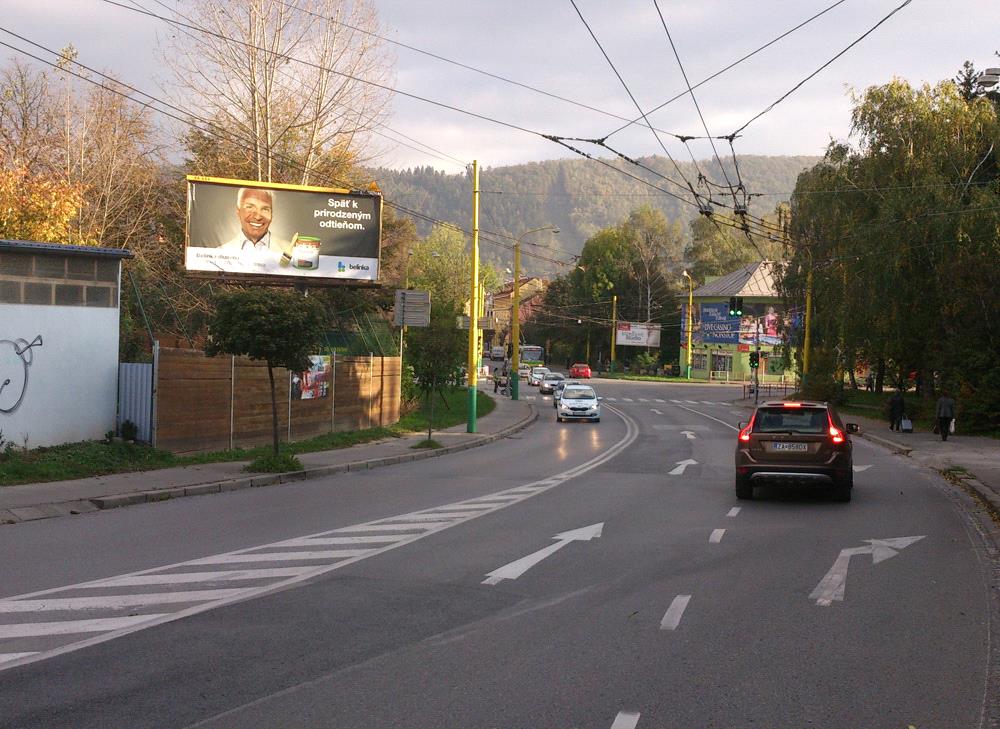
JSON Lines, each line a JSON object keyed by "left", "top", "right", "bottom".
{"left": 680, "top": 431, "right": 696, "bottom": 440}
{"left": 668, "top": 459, "right": 698, "bottom": 475}
{"left": 853, "top": 465, "right": 872, "bottom": 472}
{"left": 810, "top": 536, "right": 925, "bottom": 606}
{"left": 482, "top": 523, "right": 604, "bottom": 586}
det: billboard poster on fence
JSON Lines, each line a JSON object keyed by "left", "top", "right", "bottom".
{"left": 616, "top": 322, "right": 661, "bottom": 347}
{"left": 184, "top": 176, "right": 381, "bottom": 283}
{"left": 292, "top": 355, "right": 331, "bottom": 400}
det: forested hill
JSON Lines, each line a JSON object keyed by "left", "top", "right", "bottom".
{"left": 371, "top": 154, "right": 819, "bottom": 269}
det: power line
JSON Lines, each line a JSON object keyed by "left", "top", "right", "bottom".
{"left": 731, "top": 0, "right": 913, "bottom": 136}
{"left": 567, "top": 0, "right": 702, "bottom": 205}
{"left": 603, "top": 0, "right": 851, "bottom": 139}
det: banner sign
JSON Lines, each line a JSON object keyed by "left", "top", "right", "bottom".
{"left": 292, "top": 355, "right": 331, "bottom": 400}
{"left": 616, "top": 322, "right": 661, "bottom": 347}
{"left": 185, "top": 176, "right": 381, "bottom": 282}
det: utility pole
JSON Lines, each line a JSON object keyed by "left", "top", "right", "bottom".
{"left": 682, "top": 270, "right": 693, "bottom": 379}
{"left": 610, "top": 294, "right": 618, "bottom": 373}
{"left": 803, "top": 260, "right": 813, "bottom": 377}
{"left": 511, "top": 240, "right": 521, "bottom": 400}
{"left": 467, "top": 160, "right": 480, "bottom": 433}
{"left": 754, "top": 318, "right": 761, "bottom": 405}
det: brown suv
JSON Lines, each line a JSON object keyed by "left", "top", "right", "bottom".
{"left": 734, "top": 401, "right": 859, "bottom": 502}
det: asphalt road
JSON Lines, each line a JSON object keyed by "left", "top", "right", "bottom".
{"left": 0, "top": 380, "right": 997, "bottom": 729}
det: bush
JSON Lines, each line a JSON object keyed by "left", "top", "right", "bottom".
{"left": 244, "top": 450, "right": 303, "bottom": 473}
{"left": 120, "top": 419, "right": 138, "bottom": 442}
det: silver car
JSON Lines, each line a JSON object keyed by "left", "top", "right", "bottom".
{"left": 556, "top": 384, "right": 601, "bottom": 423}
{"left": 539, "top": 372, "right": 565, "bottom": 394}
{"left": 528, "top": 366, "right": 550, "bottom": 386}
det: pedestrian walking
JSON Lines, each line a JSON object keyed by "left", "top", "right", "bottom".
{"left": 936, "top": 391, "right": 956, "bottom": 441}
{"left": 865, "top": 373, "right": 874, "bottom": 392}
{"left": 888, "top": 390, "right": 905, "bottom": 432}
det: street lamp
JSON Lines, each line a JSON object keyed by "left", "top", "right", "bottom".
{"left": 511, "top": 225, "right": 559, "bottom": 401}
{"left": 682, "top": 270, "right": 693, "bottom": 380}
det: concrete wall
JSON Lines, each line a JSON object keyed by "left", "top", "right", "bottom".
{"left": 0, "top": 250, "right": 122, "bottom": 448}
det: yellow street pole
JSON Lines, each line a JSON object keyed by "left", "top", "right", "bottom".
{"left": 803, "top": 263, "right": 813, "bottom": 377}
{"left": 610, "top": 294, "right": 618, "bottom": 372}
{"left": 682, "top": 270, "right": 693, "bottom": 379}
{"left": 467, "top": 160, "right": 480, "bottom": 432}
{"left": 511, "top": 239, "right": 521, "bottom": 400}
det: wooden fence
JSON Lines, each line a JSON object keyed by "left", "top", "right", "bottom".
{"left": 154, "top": 347, "right": 400, "bottom": 453}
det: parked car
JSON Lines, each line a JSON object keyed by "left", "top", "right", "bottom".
{"left": 539, "top": 372, "right": 565, "bottom": 394}
{"left": 517, "top": 363, "right": 531, "bottom": 379}
{"left": 528, "top": 367, "right": 550, "bottom": 386}
{"left": 556, "top": 384, "right": 601, "bottom": 422}
{"left": 734, "top": 400, "right": 859, "bottom": 502}
{"left": 552, "top": 380, "right": 580, "bottom": 407}
{"left": 569, "top": 362, "right": 592, "bottom": 378}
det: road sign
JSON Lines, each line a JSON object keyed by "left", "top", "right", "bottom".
{"left": 456, "top": 315, "right": 494, "bottom": 330}
{"left": 393, "top": 289, "right": 430, "bottom": 327}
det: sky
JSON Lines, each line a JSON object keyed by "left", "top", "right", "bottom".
{"left": 3, "top": 0, "right": 1000, "bottom": 173}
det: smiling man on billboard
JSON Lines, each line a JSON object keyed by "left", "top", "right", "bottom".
{"left": 221, "top": 188, "right": 286, "bottom": 266}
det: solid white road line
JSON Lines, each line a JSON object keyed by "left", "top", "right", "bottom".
{"left": 87, "top": 568, "right": 315, "bottom": 588}
{"left": 709, "top": 529, "right": 726, "bottom": 544}
{"left": 0, "top": 615, "right": 169, "bottom": 639}
{"left": 660, "top": 595, "right": 691, "bottom": 630}
{"left": 186, "top": 550, "right": 371, "bottom": 565}
{"left": 0, "top": 652, "right": 37, "bottom": 663}
{"left": 611, "top": 711, "right": 641, "bottom": 729}
{"left": 726, "top": 507, "right": 741, "bottom": 517}
{"left": 0, "top": 590, "right": 247, "bottom": 613}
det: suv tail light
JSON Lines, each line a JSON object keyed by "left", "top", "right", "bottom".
{"left": 827, "top": 413, "right": 844, "bottom": 444}
{"left": 739, "top": 413, "right": 756, "bottom": 442}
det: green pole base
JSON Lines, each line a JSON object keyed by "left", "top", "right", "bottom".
{"left": 512, "top": 375, "right": 519, "bottom": 400}
{"left": 467, "top": 386, "right": 478, "bottom": 433}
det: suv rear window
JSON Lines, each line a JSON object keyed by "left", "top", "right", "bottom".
{"left": 752, "top": 407, "right": 828, "bottom": 434}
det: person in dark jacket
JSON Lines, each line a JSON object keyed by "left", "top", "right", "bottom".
{"left": 936, "top": 391, "right": 956, "bottom": 441}
{"left": 888, "top": 390, "right": 905, "bottom": 432}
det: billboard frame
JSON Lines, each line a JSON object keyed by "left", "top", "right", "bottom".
{"left": 184, "top": 175, "right": 383, "bottom": 288}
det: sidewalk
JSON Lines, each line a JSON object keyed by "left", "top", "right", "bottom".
{"left": 734, "top": 397, "right": 1000, "bottom": 514}
{"left": 0, "top": 387, "right": 536, "bottom": 526}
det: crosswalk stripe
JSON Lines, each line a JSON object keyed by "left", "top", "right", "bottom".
{"left": 86, "top": 568, "right": 314, "bottom": 588}
{"left": 0, "top": 589, "right": 245, "bottom": 613}
{"left": 335, "top": 523, "right": 449, "bottom": 532}
{"left": 276, "top": 536, "right": 401, "bottom": 547}
{"left": 0, "top": 615, "right": 169, "bottom": 639}
{"left": 685, "top": 400, "right": 698, "bottom": 404}
{"left": 426, "top": 504, "right": 495, "bottom": 512}
{"left": 655, "top": 398, "right": 665, "bottom": 402}
{"left": 701, "top": 401, "right": 716, "bottom": 405}
{"left": 670, "top": 399, "right": 682, "bottom": 403}
{"left": 638, "top": 398, "right": 649, "bottom": 402}
{"left": 623, "top": 398, "right": 634, "bottom": 402}
{"left": 186, "top": 550, "right": 370, "bottom": 565}
{"left": 383, "top": 513, "right": 466, "bottom": 522}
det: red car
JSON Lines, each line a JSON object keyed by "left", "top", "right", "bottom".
{"left": 569, "top": 363, "right": 591, "bottom": 378}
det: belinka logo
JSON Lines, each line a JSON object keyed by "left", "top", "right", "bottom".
{"left": 337, "top": 261, "right": 346, "bottom": 273}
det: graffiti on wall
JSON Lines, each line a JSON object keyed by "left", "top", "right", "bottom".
{"left": 0, "top": 335, "right": 43, "bottom": 414}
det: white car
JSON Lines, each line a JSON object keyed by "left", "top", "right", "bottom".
{"left": 517, "top": 364, "right": 531, "bottom": 379}
{"left": 556, "top": 384, "right": 601, "bottom": 423}
{"left": 528, "top": 366, "right": 550, "bottom": 386}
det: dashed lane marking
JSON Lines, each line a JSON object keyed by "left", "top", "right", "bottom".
{"left": 709, "top": 529, "right": 726, "bottom": 544}
{"left": 727, "top": 507, "right": 741, "bottom": 517}
{"left": 660, "top": 595, "right": 691, "bottom": 630}
{"left": 611, "top": 711, "right": 641, "bottom": 729}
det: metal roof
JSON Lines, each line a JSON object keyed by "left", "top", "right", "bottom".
{"left": 0, "top": 240, "right": 133, "bottom": 259}
{"left": 691, "top": 260, "right": 779, "bottom": 298}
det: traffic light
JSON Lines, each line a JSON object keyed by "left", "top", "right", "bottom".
{"left": 729, "top": 297, "right": 737, "bottom": 316}
{"left": 735, "top": 297, "right": 743, "bottom": 316}
{"left": 749, "top": 351, "right": 760, "bottom": 369}
{"left": 728, "top": 296, "right": 743, "bottom": 316}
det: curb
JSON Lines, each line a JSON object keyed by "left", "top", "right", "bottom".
{"left": 0, "top": 405, "right": 539, "bottom": 526}
{"left": 858, "top": 431, "right": 913, "bottom": 455}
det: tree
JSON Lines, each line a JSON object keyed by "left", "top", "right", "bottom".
{"left": 403, "top": 301, "right": 466, "bottom": 443}
{"left": 164, "top": 0, "right": 392, "bottom": 186}
{"left": 407, "top": 223, "right": 502, "bottom": 311}
{"left": 0, "top": 163, "right": 83, "bottom": 242}
{"left": 206, "top": 288, "right": 327, "bottom": 455}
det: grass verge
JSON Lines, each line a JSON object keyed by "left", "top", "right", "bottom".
{"left": 0, "top": 388, "right": 496, "bottom": 486}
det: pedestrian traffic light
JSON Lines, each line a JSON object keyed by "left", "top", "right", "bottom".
{"left": 749, "top": 351, "right": 760, "bottom": 369}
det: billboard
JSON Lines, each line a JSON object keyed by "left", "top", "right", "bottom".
{"left": 184, "top": 176, "right": 381, "bottom": 283}
{"left": 616, "top": 322, "right": 661, "bottom": 347}
{"left": 681, "top": 302, "right": 789, "bottom": 346}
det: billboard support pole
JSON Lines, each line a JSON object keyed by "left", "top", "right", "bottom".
{"left": 467, "top": 160, "right": 480, "bottom": 433}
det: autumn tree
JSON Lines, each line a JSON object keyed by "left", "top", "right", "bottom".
{"left": 164, "top": 0, "right": 393, "bottom": 186}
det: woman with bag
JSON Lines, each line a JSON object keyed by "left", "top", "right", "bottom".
{"left": 936, "top": 391, "right": 956, "bottom": 442}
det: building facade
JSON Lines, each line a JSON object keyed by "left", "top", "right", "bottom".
{"left": 679, "top": 261, "right": 797, "bottom": 382}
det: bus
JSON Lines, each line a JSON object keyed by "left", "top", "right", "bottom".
{"left": 519, "top": 345, "right": 544, "bottom": 365}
